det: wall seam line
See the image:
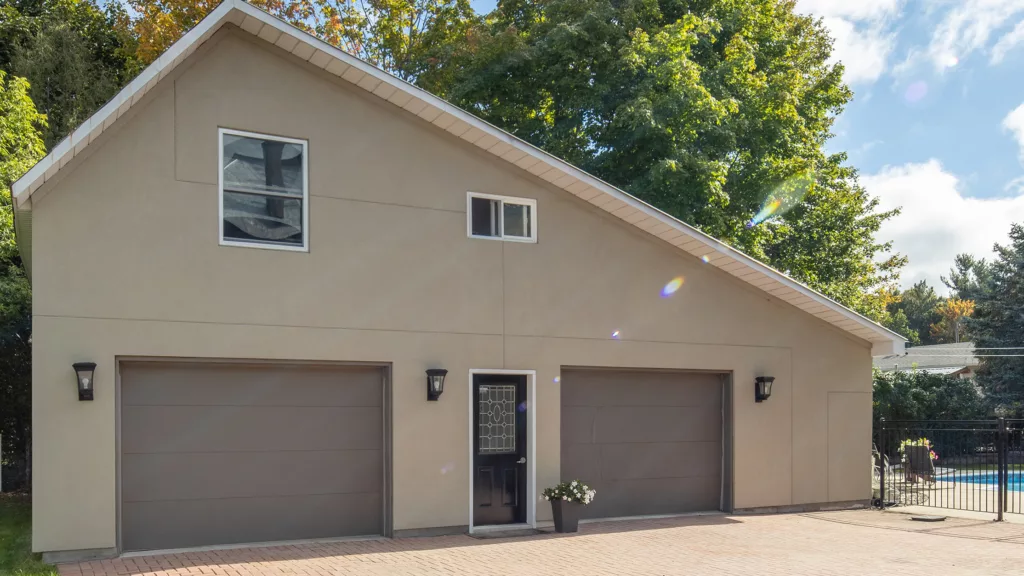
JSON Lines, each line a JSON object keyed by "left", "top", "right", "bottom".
{"left": 36, "top": 313, "right": 810, "bottom": 350}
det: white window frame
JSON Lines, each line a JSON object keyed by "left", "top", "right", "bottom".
{"left": 218, "top": 128, "right": 310, "bottom": 252}
{"left": 466, "top": 192, "right": 538, "bottom": 243}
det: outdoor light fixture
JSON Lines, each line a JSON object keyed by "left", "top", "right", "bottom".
{"left": 755, "top": 376, "right": 774, "bottom": 403}
{"left": 73, "top": 362, "right": 97, "bottom": 401}
{"left": 426, "top": 368, "right": 447, "bottom": 401}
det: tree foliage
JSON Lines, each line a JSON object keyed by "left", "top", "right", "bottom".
{"left": 0, "top": 0, "right": 139, "bottom": 147}
{"left": 942, "top": 253, "right": 992, "bottom": 302}
{"left": 929, "top": 297, "right": 973, "bottom": 344}
{"left": 891, "top": 280, "right": 942, "bottom": 346}
{"left": 124, "top": 0, "right": 479, "bottom": 82}
{"left": 970, "top": 224, "right": 1024, "bottom": 414}
{"left": 873, "top": 369, "right": 988, "bottom": 431}
{"left": 428, "top": 0, "right": 902, "bottom": 318}
{"left": 0, "top": 70, "right": 44, "bottom": 262}
{"left": 0, "top": 70, "right": 43, "bottom": 489}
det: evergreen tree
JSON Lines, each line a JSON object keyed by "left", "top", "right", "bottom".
{"left": 887, "top": 280, "right": 943, "bottom": 346}
{"left": 942, "top": 253, "right": 992, "bottom": 302}
{"left": 971, "top": 224, "right": 1024, "bottom": 414}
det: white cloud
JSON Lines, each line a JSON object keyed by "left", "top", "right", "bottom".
{"left": 863, "top": 160, "right": 1024, "bottom": 294}
{"left": 923, "top": 0, "right": 1024, "bottom": 71}
{"left": 1003, "top": 103, "right": 1024, "bottom": 160}
{"left": 991, "top": 19, "right": 1024, "bottom": 62}
{"left": 796, "top": 0, "right": 902, "bottom": 84}
{"left": 821, "top": 17, "right": 897, "bottom": 84}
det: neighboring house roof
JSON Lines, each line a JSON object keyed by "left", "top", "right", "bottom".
{"left": 874, "top": 342, "right": 979, "bottom": 373}
{"left": 10, "top": 0, "right": 906, "bottom": 356}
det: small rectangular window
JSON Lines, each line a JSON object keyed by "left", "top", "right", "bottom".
{"left": 467, "top": 192, "right": 537, "bottom": 242}
{"left": 219, "top": 129, "right": 308, "bottom": 251}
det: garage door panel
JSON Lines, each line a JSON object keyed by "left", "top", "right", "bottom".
{"left": 561, "top": 407, "right": 596, "bottom": 445}
{"left": 122, "top": 492, "right": 382, "bottom": 551}
{"left": 562, "top": 371, "right": 723, "bottom": 408}
{"left": 121, "top": 364, "right": 383, "bottom": 408}
{"left": 598, "top": 442, "right": 721, "bottom": 481}
{"left": 122, "top": 406, "right": 382, "bottom": 453}
{"left": 560, "top": 443, "right": 603, "bottom": 482}
{"left": 120, "top": 362, "right": 384, "bottom": 551}
{"left": 122, "top": 449, "right": 383, "bottom": 503}
{"left": 561, "top": 369, "right": 723, "bottom": 519}
{"left": 594, "top": 406, "right": 720, "bottom": 444}
{"left": 580, "top": 476, "right": 720, "bottom": 519}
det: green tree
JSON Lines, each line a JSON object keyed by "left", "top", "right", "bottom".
{"left": 0, "top": 70, "right": 44, "bottom": 489}
{"left": 873, "top": 369, "right": 988, "bottom": 428}
{"left": 883, "top": 306, "right": 919, "bottom": 346}
{"left": 432, "top": 0, "right": 903, "bottom": 317}
{"left": 0, "top": 0, "right": 139, "bottom": 147}
{"left": 0, "top": 71, "right": 45, "bottom": 255}
{"left": 887, "top": 280, "right": 942, "bottom": 346}
{"left": 872, "top": 369, "right": 989, "bottom": 458}
{"left": 942, "top": 253, "right": 992, "bottom": 302}
{"left": 971, "top": 224, "right": 1024, "bottom": 414}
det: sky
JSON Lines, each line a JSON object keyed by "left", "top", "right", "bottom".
{"left": 469, "top": 0, "right": 1024, "bottom": 295}
{"left": 800, "top": 0, "right": 1024, "bottom": 295}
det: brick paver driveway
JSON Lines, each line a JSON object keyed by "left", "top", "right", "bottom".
{"left": 61, "top": 511, "right": 1024, "bottom": 576}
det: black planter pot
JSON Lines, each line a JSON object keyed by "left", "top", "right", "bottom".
{"left": 551, "top": 499, "right": 581, "bottom": 533}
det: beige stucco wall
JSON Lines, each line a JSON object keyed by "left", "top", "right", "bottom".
{"left": 29, "top": 28, "right": 873, "bottom": 553}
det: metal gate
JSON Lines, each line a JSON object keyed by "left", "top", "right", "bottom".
{"left": 877, "top": 418, "right": 1024, "bottom": 520}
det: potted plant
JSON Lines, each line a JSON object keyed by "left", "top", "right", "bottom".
{"left": 899, "top": 437, "right": 939, "bottom": 482}
{"left": 542, "top": 480, "right": 596, "bottom": 533}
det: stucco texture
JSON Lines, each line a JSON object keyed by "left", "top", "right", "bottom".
{"left": 29, "top": 28, "right": 872, "bottom": 553}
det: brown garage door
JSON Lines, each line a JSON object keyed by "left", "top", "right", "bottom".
{"left": 561, "top": 369, "right": 723, "bottom": 519}
{"left": 120, "top": 362, "right": 384, "bottom": 552}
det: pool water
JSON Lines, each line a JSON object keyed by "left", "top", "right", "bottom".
{"left": 956, "top": 471, "right": 1024, "bottom": 491}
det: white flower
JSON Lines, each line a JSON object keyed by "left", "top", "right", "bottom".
{"left": 562, "top": 496, "right": 568, "bottom": 500}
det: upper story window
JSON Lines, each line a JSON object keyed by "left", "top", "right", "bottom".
{"left": 219, "top": 129, "right": 309, "bottom": 251}
{"left": 467, "top": 192, "right": 537, "bottom": 243}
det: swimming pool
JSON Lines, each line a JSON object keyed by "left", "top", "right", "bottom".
{"left": 956, "top": 470, "right": 1024, "bottom": 491}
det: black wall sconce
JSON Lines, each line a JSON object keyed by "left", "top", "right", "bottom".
{"left": 755, "top": 376, "right": 774, "bottom": 403}
{"left": 73, "top": 362, "right": 96, "bottom": 401}
{"left": 426, "top": 368, "right": 447, "bottom": 401}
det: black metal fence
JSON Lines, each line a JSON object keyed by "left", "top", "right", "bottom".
{"left": 876, "top": 418, "right": 1024, "bottom": 520}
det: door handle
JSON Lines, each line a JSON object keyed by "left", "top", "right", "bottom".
{"left": 516, "top": 457, "right": 527, "bottom": 464}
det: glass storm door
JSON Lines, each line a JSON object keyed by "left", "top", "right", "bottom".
{"left": 473, "top": 374, "right": 528, "bottom": 526}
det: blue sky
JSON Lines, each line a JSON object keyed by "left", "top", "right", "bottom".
{"left": 807, "top": 0, "right": 1024, "bottom": 294}
{"left": 470, "top": 0, "right": 1024, "bottom": 294}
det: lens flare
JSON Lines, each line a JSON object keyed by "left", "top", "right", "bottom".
{"left": 661, "top": 276, "right": 685, "bottom": 297}
{"left": 748, "top": 170, "right": 816, "bottom": 227}
{"left": 701, "top": 255, "right": 711, "bottom": 264}
{"left": 905, "top": 81, "right": 928, "bottom": 102}
{"left": 749, "top": 199, "right": 782, "bottom": 227}
{"left": 611, "top": 330, "right": 621, "bottom": 339}
{"left": 553, "top": 376, "right": 561, "bottom": 383}
{"left": 518, "top": 401, "right": 528, "bottom": 412}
